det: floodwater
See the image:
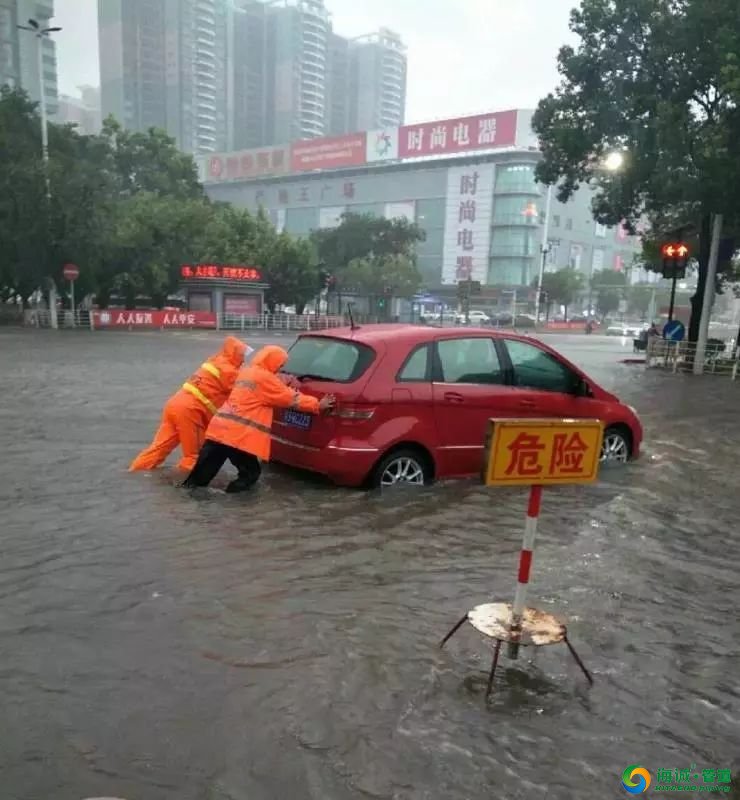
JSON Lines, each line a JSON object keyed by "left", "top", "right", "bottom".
{"left": 1, "top": 329, "right": 738, "bottom": 800}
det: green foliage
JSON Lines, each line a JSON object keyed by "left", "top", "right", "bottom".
{"left": 0, "top": 88, "right": 315, "bottom": 310}
{"left": 591, "top": 268, "right": 627, "bottom": 315}
{"left": 532, "top": 0, "right": 740, "bottom": 339}
{"left": 312, "top": 212, "right": 425, "bottom": 296}
{"left": 540, "top": 267, "right": 585, "bottom": 316}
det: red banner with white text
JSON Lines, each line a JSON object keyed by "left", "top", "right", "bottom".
{"left": 399, "top": 110, "right": 518, "bottom": 158}
{"left": 93, "top": 310, "right": 218, "bottom": 329}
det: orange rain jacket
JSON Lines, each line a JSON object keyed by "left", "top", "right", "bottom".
{"left": 205, "top": 345, "right": 320, "bottom": 461}
{"left": 129, "top": 336, "right": 248, "bottom": 472}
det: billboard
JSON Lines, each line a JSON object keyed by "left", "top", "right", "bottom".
{"left": 291, "top": 132, "right": 367, "bottom": 172}
{"left": 399, "top": 110, "right": 518, "bottom": 159}
{"left": 202, "top": 145, "right": 290, "bottom": 183}
{"left": 441, "top": 164, "right": 495, "bottom": 285}
{"left": 366, "top": 128, "right": 399, "bottom": 163}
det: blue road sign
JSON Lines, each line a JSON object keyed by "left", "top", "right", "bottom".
{"left": 663, "top": 319, "right": 686, "bottom": 341}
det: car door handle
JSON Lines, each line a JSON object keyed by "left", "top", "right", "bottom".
{"left": 444, "top": 392, "right": 465, "bottom": 403}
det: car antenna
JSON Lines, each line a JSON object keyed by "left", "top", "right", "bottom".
{"left": 347, "top": 302, "right": 360, "bottom": 331}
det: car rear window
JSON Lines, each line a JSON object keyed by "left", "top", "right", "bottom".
{"left": 284, "top": 336, "right": 375, "bottom": 383}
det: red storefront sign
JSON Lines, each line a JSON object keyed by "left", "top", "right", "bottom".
{"left": 399, "top": 110, "right": 518, "bottom": 158}
{"left": 291, "top": 132, "right": 367, "bottom": 172}
{"left": 205, "top": 145, "right": 289, "bottom": 183}
{"left": 93, "top": 310, "right": 218, "bottom": 329}
{"left": 181, "top": 264, "right": 263, "bottom": 281}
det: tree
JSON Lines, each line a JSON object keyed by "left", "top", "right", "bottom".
{"left": 540, "top": 267, "right": 585, "bottom": 319}
{"left": 312, "top": 213, "right": 425, "bottom": 293}
{"left": 532, "top": 0, "right": 740, "bottom": 341}
{"left": 261, "top": 233, "right": 318, "bottom": 312}
{"left": 343, "top": 254, "right": 422, "bottom": 318}
{"left": 591, "top": 268, "right": 627, "bottom": 316}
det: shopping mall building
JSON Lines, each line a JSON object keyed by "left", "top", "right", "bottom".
{"left": 196, "top": 109, "right": 644, "bottom": 308}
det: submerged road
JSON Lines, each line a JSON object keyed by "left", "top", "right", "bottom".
{"left": 0, "top": 328, "right": 738, "bottom": 799}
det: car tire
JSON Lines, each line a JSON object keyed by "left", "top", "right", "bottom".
{"left": 371, "top": 448, "right": 432, "bottom": 489}
{"left": 600, "top": 426, "right": 632, "bottom": 463}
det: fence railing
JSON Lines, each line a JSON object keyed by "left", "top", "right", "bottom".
{"left": 646, "top": 337, "right": 740, "bottom": 378}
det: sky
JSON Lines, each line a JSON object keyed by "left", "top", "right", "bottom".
{"left": 53, "top": 0, "right": 577, "bottom": 122}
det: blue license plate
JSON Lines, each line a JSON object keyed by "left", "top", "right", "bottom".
{"left": 283, "top": 410, "right": 312, "bottom": 430}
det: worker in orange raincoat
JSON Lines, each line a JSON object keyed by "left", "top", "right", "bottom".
{"left": 183, "top": 344, "right": 335, "bottom": 493}
{"left": 129, "top": 336, "right": 250, "bottom": 472}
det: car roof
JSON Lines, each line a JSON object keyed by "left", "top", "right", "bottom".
{"left": 298, "top": 323, "right": 541, "bottom": 348}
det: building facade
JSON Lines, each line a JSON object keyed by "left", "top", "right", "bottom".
{"left": 99, "top": 0, "right": 227, "bottom": 154}
{"left": 202, "top": 151, "right": 642, "bottom": 300}
{"left": 57, "top": 84, "right": 101, "bottom": 134}
{"left": 0, "top": 0, "right": 58, "bottom": 115}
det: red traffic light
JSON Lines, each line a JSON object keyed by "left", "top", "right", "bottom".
{"left": 661, "top": 242, "right": 690, "bottom": 259}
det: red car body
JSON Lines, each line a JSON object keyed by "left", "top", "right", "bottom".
{"left": 271, "top": 324, "right": 642, "bottom": 487}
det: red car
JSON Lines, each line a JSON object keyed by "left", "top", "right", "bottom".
{"left": 272, "top": 324, "right": 642, "bottom": 488}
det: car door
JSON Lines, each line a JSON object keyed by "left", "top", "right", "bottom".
{"left": 431, "top": 336, "right": 523, "bottom": 477}
{"left": 500, "top": 338, "right": 606, "bottom": 420}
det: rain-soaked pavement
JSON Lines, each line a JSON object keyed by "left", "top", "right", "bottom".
{"left": 1, "top": 328, "right": 738, "bottom": 800}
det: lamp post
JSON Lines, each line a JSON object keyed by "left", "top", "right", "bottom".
{"left": 534, "top": 184, "right": 553, "bottom": 327}
{"left": 17, "top": 18, "right": 62, "bottom": 180}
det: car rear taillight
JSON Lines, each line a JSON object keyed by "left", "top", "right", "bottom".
{"left": 335, "top": 404, "right": 375, "bottom": 421}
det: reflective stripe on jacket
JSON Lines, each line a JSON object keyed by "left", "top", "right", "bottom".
{"left": 205, "top": 364, "right": 320, "bottom": 460}
{"left": 176, "top": 336, "right": 246, "bottom": 415}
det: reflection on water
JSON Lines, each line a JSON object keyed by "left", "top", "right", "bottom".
{"left": 0, "top": 331, "right": 738, "bottom": 800}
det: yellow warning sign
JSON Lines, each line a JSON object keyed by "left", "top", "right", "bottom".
{"left": 482, "top": 418, "right": 604, "bottom": 487}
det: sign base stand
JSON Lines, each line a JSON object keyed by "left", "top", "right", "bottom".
{"left": 440, "top": 602, "right": 593, "bottom": 701}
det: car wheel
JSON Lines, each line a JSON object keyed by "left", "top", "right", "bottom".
{"left": 372, "top": 448, "right": 431, "bottom": 488}
{"left": 600, "top": 427, "right": 631, "bottom": 463}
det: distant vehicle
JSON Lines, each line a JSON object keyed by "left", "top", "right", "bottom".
{"left": 273, "top": 324, "right": 643, "bottom": 488}
{"left": 607, "top": 321, "right": 646, "bottom": 337}
{"left": 456, "top": 309, "right": 490, "bottom": 325}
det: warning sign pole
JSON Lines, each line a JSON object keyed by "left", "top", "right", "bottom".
{"left": 508, "top": 484, "right": 542, "bottom": 659}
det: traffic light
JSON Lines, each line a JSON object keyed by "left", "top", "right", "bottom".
{"left": 661, "top": 242, "right": 690, "bottom": 279}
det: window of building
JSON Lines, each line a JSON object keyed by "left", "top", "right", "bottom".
{"left": 492, "top": 196, "right": 540, "bottom": 226}
{"left": 592, "top": 248, "right": 605, "bottom": 273}
{"left": 504, "top": 339, "right": 579, "bottom": 394}
{"left": 436, "top": 338, "right": 504, "bottom": 385}
{"left": 490, "top": 228, "right": 537, "bottom": 257}
{"left": 488, "top": 258, "right": 530, "bottom": 286}
{"left": 565, "top": 218, "right": 573, "bottom": 231}
{"left": 595, "top": 222, "right": 607, "bottom": 238}
{"left": 552, "top": 214, "right": 561, "bottom": 228}
{"left": 495, "top": 163, "right": 538, "bottom": 194}
{"left": 569, "top": 243, "right": 583, "bottom": 270}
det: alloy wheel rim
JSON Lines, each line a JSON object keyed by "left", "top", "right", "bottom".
{"left": 601, "top": 433, "right": 629, "bottom": 463}
{"left": 381, "top": 457, "right": 425, "bottom": 486}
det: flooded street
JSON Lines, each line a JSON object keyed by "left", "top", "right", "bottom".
{"left": 1, "top": 329, "right": 738, "bottom": 800}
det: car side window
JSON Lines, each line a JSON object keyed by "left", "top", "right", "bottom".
{"left": 436, "top": 338, "right": 505, "bottom": 384}
{"left": 505, "top": 339, "right": 579, "bottom": 393}
{"left": 398, "top": 344, "right": 430, "bottom": 381}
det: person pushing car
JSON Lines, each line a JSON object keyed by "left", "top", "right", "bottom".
{"left": 183, "top": 344, "right": 335, "bottom": 493}
{"left": 130, "top": 335, "right": 250, "bottom": 473}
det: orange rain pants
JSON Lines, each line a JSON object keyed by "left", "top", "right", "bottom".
{"left": 129, "top": 391, "right": 211, "bottom": 472}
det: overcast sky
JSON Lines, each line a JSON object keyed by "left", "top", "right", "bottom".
{"left": 53, "top": 0, "right": 577, "bottom": 121}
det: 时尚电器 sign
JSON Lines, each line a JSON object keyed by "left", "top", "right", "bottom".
{"left": 441, "top": 164, "right": 495, "bottom": 285}
{"left": 483, "top": 419, "right": 604, "bottom": 487}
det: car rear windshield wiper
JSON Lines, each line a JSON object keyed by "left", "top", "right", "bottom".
{"left": 293, "top": 373, "right": 329, "bottom": 381}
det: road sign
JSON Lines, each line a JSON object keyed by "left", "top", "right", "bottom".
{"left": 663, "top": 319, "right": 685, "bottom": 341}
{"left": 483, "top": 418, "right": 604, "bottom": 487}
{"left": 63, "top": 263, "right": 79, "bottom": 281}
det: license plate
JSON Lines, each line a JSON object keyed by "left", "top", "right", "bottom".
{"left": 283, "top": 410, "right": 312, "bottom": 430}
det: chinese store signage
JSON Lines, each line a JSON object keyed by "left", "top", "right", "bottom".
{"left": 291, "top": 132, "right": 367, "bottom": 172}
{"left": 483, "top": 419, "right": 604, "bottom": 487}
{"left": 93, "top": 311, "right": 218, "bottom": 329}
{"left": 399, "top": 110, "right": 518, "bottom": 159}
{"left": 180, "top": 264, "right": 263, "bottom": 281}
{"left": 201, "top": 145, "right": 290, "bottom": 183}
{"left": 441, "top": 164, "right": 495, "bottom": 285}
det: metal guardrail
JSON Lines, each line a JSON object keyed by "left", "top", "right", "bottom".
{"left": 646, "top": 337, "right": 739, "bottom": 378}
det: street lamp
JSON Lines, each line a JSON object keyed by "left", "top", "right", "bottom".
{"left": 534, "top": 184, "right": 553, "bottom": 327}
{"left": 17, "top": 18, "right": 62, "bottom": 169}
{"left": 604, "top": 151, "right": 625, "bottom": 172}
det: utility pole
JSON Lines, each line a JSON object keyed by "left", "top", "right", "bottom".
{"left": 534, "top": 185, "right": 553, "bottom": 327}
{"left": 693, "top": 214, "right": 723, "bottom": 374}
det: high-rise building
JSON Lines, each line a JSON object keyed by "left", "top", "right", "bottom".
{"left": 98, "top": 0, "right": 406, "bottom": 153}
{"left": 348, "top": 28, "right": 406, "bottom": 132}
{"left": 0, "top": 0, "right": 58, "bottom": 115}
{"left": 98, "top": 0, "right": 227, "bottom": 154}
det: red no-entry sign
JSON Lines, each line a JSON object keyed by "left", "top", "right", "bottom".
{"left": 63, "top": 263, "right": 79, "bottom": 281}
